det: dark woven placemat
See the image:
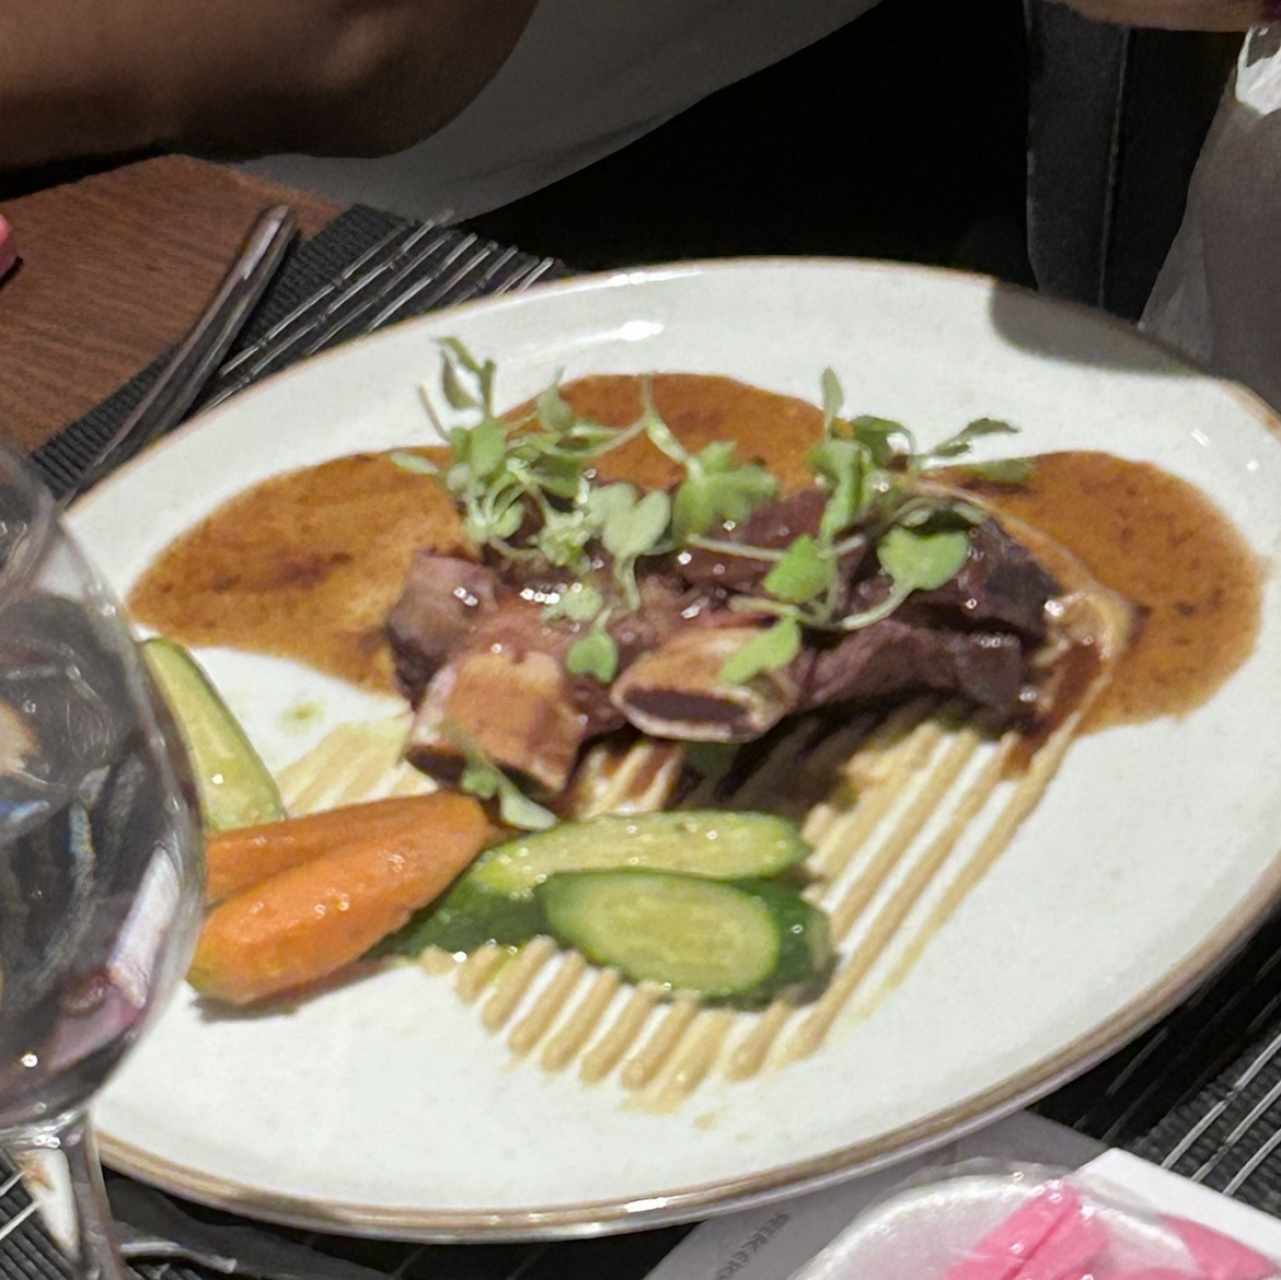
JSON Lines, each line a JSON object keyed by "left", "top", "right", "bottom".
{"left": 13, "top": 204, "right": 1281, "bottom": 1277}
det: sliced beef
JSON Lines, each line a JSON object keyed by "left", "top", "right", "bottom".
{"left": 915, "top": 520, "right": 1059, "bottom": 638}
{"left": 609, "top": 572, "right": 692, "bottom": 664}
{"left": 611, "top": 628, "right": 800, "bottom": 742}
{"left": 460, "top": 600, "right": 615, "bottom": 738}
{"left": 386, "top": 554, "right": 498, "bottom": 703}
{"left": 674, "top": 488, "right": 831, "bottom": 590}
{"left": 392, "top": 499, "right": 1056, "bottom": 795}
{"left": 845, "top": 520, "right": 1058, "bottom": 640}
{"left": 801, "top": 618, "right": 1025, "bottom": 716}
{"left": 402, "top": 569, "right": 710, "bottom": 793}
{"left": 405, "top": 649, "right": 588, "bottom": 796}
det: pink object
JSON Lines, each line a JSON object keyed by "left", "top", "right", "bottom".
{"left": 942, "top": 1186, "right": 1279, "bottom": 1280}
{"left": 1162, "top": 1216, "right": 1278, "bottom": 1280}
{"left": 792, "top": 1163, "right": 1281, "bottom": 1280}
{"left": 944, "top": 1187, "right": 1083, "bottom": 1280}
{"left": 0, "top": 214, "right": 17, "bottom": 280}
{"left": 1014, "top": 1206, "right": 1108, "bottom": 1280}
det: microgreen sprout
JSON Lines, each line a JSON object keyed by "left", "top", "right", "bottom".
{"left": 413, "top": 348, "right": 1033, "bottom": 690}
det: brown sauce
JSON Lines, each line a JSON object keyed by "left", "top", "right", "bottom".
{"left": 561, "top": 373, "right": 824, "bottom": 493}
{"left": 958, "top": 452, "right": 1263, "bottom": 730}
{"left": 128, "top": 446, "right": 462, "bottom": 693}
{"left": 128, "top": 376, "right": 1263, "bottom": 727}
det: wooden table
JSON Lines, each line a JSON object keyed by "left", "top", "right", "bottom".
{"left": 0, "top": 155, "right": 338, "bottom": 453}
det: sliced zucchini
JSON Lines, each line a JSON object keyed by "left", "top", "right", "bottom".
{"left": 473, "top": 811, "right": 809, "bottom": 897}
{"left": 142, "top": 637, "right": 284, "bottom": 832}
{"left": 375, "top": 876, "right": 544, "bottom": 956}
{"left": 536, "top": 870, "right": 832, "bottom": 1003}
{"left": 378, "top": 810, "right": 812, "bottom": 957}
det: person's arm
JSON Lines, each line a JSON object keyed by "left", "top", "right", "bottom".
{"left": 0, "top": 0, "right": 539, "bottom": 169}
{"left": 1057, "top": 0, "right": 1265, "bottom": 29}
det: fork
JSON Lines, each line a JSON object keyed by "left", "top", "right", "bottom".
{"left": 63, "top": 205, "right": 296, "bottom": 503}
{"left": 200, "top": 219, "right": 559, "bottom": 413}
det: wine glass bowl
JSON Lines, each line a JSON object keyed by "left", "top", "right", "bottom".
{"left": 0, "top": 446, "right": 203, "bottom": 1276}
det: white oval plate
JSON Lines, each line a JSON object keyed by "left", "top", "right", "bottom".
{"left": 69, "top": 260, "right": 1281, "bottom": 1241}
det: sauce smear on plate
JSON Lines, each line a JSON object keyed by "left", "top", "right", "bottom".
{"left": 128, "top": 375, "right": 1262, "bottom": 725}
{"left": 965, "top": 451, "right": 1262, "bottom": 730}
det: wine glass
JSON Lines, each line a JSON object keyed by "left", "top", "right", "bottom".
{"left": 0, "top": 444, "right": 203, "bottom": 1278}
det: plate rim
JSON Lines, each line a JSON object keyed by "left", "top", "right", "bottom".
{"left": 75, "top": 255, "right": 1281, "bottom": 1241}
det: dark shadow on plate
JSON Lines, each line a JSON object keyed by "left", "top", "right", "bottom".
{"left": 986, "top": 277, "right": 1196, "bottom": 377}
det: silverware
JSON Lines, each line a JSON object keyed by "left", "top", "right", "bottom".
{"left": 201, "top": 217, "right": 453, "bottom": 411}
{"left": 200, "top": 223, "right": 559, "bottom": 413}
{"left": 63, "top": 204, "right": 297, "bottom": 502}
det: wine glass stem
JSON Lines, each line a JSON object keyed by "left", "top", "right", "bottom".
{"left": 55, "top": 1113, "right": 127, "bottom": 1280}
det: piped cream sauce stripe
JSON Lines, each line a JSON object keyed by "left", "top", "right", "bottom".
{"left": 390, "top": 770, "right": 435, "bottom": 798}
{"left": 621, "top": 996, "right": 700, "bottom": 1091}
{"left": 278, "top": 718, "right": 411, "bottom": 814}
{"left": 842, "top": 697, "right": 938, "bottom": 790}
{"left": 278, "top": 732, "right": 353, "bottom": 810}
{"left": 482, "top": 938, "right": 557, "bottom": 1031}
{"left": 508, "top": 952, "right": 588, "bottom": 1056}
{"left": 813, "top": 705, "right": 949, "bottom": 880}
{"left": 270, "top": 683, "right": 1094, "bottom": 1101}
{"left": 781, "top": 726, "right": 1014, "bottom": 1065}
{"left": 651, "top": 1010, "right": 737, "bottom": 1110}
{"left": 717, "top": 710, "right": 980, "bottom": 1081}
{"left": 456, "top": 945, "right": 507, "bottom": 1003}
{"left": 724, "top": 1001, "right": 794, "bottom": 1081}
{"left": 575, "top": 981, "right": 656, "bottom": 1081}
{"left": 880, "top": 707, "right": 1085, "bottom": 997}
{"left": 540, "top": 969, "right": 623, "bottom": 1075}
{"left": 418, "top": 947, "right": 458, "bottom": 977}
{"left": 829, "top": 714, "right": 982, "bottom": 937}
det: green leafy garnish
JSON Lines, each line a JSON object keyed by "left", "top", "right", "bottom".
{"left": 464, "top": 419, "right": 507, "bottom": 481}
{"left": 450, "top": 728, "right": 556, "bottom": 832}
{"left": 922, "top": 417, "right": 1018, "bottom": 463}
{"left": 601, "top": 488, "right": 672, "bottom": 607}
{"left": 956, "top": 457, "right": 1035, "bottom": 486}
{"left": 720, "top": 617, "right": 802, "bottom": 685}
{"left": 535, "top": 377, "right": 577, "bottom": 433}
{"left": 566, "top": 628, "right": 619, "bottom": 682}
{"left": 640, "top": 384, "right": 689, "bottom": 464}
{"left": 877, "top": 523, "right": 971, "bottom": 592}
{"left": 848, "top": 415, "right": 915, "bottom": 465}
{"left": 601, "top": 488, "right": 670, "bottom": 557}
{"left": 820, "top": 367, "right": 844, "bottom": 436}
{"left": 388, "top": 450, "right": 439, "bottom": 476}
{"left": 672, "top": 441, "right": 777, "bottom": 542}
{"left": 809, "top": 437, "right": 866, "bottom": 541}
{"left": 586, "top": 482, "right": 638, "bottom": 527}
{"left": 762, "top": 535, "right": 832, "bottom": 605}
{"left": 410, "top": 344, "right": 1019, "bottom": 680}
{"left": 438, "top": 338, "right": 497, "bottom": 417}
{"left": 542, "top": 583, "right": 605, "bottom": 624}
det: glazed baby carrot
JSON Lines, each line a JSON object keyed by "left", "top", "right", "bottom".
{"left": 190, "top": 792, "right": 489, "bottom": 1005}
{"left": 205, "top": 794, "right": 470, "bottom": 904}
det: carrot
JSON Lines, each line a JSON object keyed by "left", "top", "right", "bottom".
{"left": 189, "top": 792, "right": 489, "bottom": 1005}
{"left": 204, "top": 794, "right": 467, "bottom": 904}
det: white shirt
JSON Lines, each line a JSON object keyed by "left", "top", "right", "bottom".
{"left": 242, "top": 0, "right": 880, "bottom": 221}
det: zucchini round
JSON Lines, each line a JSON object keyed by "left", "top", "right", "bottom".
{"left": 536, "top": 869, "right": 831, "bottom": 1003}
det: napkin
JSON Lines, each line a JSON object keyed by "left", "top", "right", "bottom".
{"left": 1142, "top": 24, "right": 1281, "bottom": 410}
